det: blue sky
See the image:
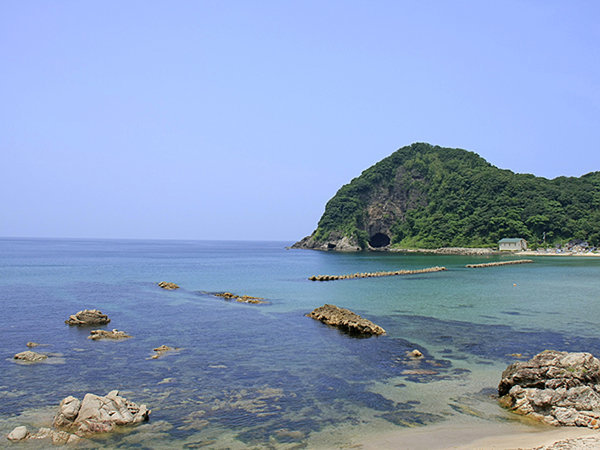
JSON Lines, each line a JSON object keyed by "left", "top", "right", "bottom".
{"left": 2, "top": 1, "right": 599, "bottom": 240}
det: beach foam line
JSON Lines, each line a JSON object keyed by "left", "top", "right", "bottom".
{"left": 465, "top": 260, "right": 534, "bottom": 268}
{"left": 308, "top": 266, "right": 447, "bottom": 281}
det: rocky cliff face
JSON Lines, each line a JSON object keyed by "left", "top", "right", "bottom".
{"left": 292, "top": 144, "right": 432, "bottom": 251}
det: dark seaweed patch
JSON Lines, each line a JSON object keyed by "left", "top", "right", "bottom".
{"left": 378, "top": 410, "right": 444, "bottom": 427}
{"left": 386, "top": 314, "right": 600, "bottom": 363}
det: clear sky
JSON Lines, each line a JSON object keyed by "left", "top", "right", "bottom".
{"left": 2, "top": 1, "right": 599, "bottom": 241}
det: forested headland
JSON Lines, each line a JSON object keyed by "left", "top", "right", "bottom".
{"left": 294, "top": 143, "right": 600, "bottom": 251}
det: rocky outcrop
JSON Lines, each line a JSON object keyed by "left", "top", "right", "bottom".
{"left": 307, "top": 304, "right": 386, "bottom": 336}
{"left": 88, "top": 329, "right": 131, "bottom": 340}
{"left": 292, "top": 234, "right": 362, "bottom": 252}
{"left": 65, "top": 309, "right": 110, "bottom": 326}
{"left": 158, "top": 281, "right": 179, "bottom": 290}
{"left": 6, "top": 391, "right": 147, "bottom": 443}
{"left": 53, "top": 390, "right": 150, "bottom": 435}
{"left": 214, "top": 292, "right": 268, "bottom": 304}
{"left": 13, "top": 351, "right": 48, "bottom": 363}
{"left": 498, "top": 350, "right": 600, "bottom": 428}
{"left": 26, "top": 341, "right": 39, "bottom": 348}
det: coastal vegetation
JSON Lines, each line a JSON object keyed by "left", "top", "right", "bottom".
{"left": 297, "top": 143, "right": 600, "bottom": 250}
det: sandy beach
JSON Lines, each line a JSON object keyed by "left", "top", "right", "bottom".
{"left": 359, "top": 421, "right": 600, "bottom": 449}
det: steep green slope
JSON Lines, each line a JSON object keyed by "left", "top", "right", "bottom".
{"left": 294, "top": 143, "right": 600, "bottom": 250}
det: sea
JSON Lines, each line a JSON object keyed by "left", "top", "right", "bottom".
{"left": 1, "top": 238, "right": 600, "bottom": 448}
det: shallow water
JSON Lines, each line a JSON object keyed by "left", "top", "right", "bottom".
{"left": 1, "top": 238, "right": 599, "bottom": 448}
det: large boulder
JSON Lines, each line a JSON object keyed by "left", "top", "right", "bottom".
{"left": 53, "top": 390, "right": 150, "bottom": 435}
{"left": 498, "top": 350, "right": 600, "bottom": 428}
{"left": 65, "top": 309, "right": 110, "bottom": 326}
{"left": 307, "top": 304, "right": 386, "bottom": 336}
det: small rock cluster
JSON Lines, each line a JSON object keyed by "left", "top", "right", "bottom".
{"left": 499, "top": 350, "right": 600, "bottom": 428}
{"left": 307, "top": 304, "right": 386, "bottom": 336}
{"left": 7, "top": 391, "right": 150, "bottom": 443}
{"left": 157, "top": 281, "right": 179, "bottom": 290}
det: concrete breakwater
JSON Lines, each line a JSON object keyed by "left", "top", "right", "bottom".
{"left": 308, "top": 266, "right": 447, "bottom": 281}
{"left": 465, "top": 260, "right": 534, "bottom": 268}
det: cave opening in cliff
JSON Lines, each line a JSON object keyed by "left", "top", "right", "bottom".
{"left": 369, "top": 233, "right": 390, "bottom": 248}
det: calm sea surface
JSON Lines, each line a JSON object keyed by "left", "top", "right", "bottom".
{"left": 1, "top": 238, "right": 600, "bottom": 448}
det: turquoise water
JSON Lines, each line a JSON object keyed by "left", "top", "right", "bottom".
{"left": 1, "top": 238, "right": 600, "bottom": 448}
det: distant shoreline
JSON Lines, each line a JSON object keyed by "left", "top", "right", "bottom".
{"left": 388, "top": 247, "right": 600, "bottom": 257}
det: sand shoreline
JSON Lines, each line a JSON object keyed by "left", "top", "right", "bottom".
{"left": 357, "top": 421, "right": 600, "bottom": 449}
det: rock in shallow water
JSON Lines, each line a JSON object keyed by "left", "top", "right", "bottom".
{"left": 13, "top": 350, "right": 47, "bottom": 362}
{"left": 151, "top": 344, "right": 180, "bottom": 359}
{"left": 7, "top": 425, "right": 28, "bottom": 441}
{"left": 158, "top": 281, "right": 179, "bottom": 290}
{"left": 88, "top": 329, "right": 132, "bottom": 340}
{"left": 6, "top": 425, "right": 81, "bottom": 444}
{"left": 498, "top": 350, "right": 600, "bottom": 428}
{"left": 53, "top": 390, "right": 150, "bottom": 435}
{"left": 65, "top": 309, "right": 110, "bottom": 326}
{"left": 214, "top": 292, "right": 267, "bottom": 304}
{"left": 307, "top": 304, "right": 386, "bottom": 336}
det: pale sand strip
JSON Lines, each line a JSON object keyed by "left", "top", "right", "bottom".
{"left": 358, "top": 422, "right": 599, "bottom": 449}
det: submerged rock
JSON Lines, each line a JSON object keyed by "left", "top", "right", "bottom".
{"left": 307, "top": 304, "right": 386, "bottom": 336}
{"left": 65, "top": 309, "right": 110, "bottom": 326}
{"left": 28, "top": 427, "right": 81, "bottom": 444}
{"left": 26, "top": 341, "right": 39, "bottom": 348}
{"left": 13, "top": 350, "right": 48, "bottom": 363}
{"left": 409, "top": 349, "right": 423, "bottom": 358}
{"left": 158, "top": 281, "right": 179, "bottom": 290}
{"left": 151, "top": 345, "right": 179, "bottom": 359}
{"left": 498, "top": 350, "right": 600, "bottom": 428}
{"left": 214, "top": 292, "right": 267, "bottom": 304}
{"left": 53, "top": 390, "right": 150, "bottom": 435}
{"left": 6, "top": 425, "right": 80, "bottom": 444}
{"left": 7, "top": 425, "right": 28, "bottom": 441}
{"left": 88, "top": 329, "right": 132, "bottom": 340}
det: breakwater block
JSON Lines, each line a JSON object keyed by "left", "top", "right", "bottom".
{"left": 308, "top": 266, "right": 447, "bottom": 281}
{"left": 465, "top": 260, "right": 534, "bottom": 268}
